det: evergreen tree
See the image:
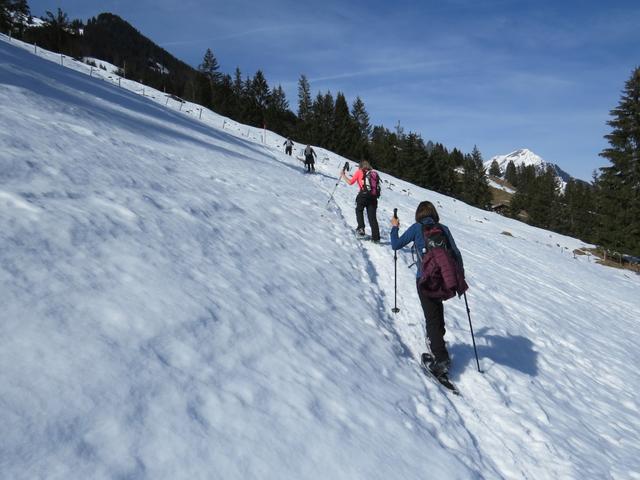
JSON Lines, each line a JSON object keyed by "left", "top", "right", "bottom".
{"left": 310, "top": 91, "right": 335, "bottom": 148}
{"left": 505, "top": 160, "right": 517, "bottom": 185}
{"left": 265, "top": 84, "right": 292, "bottom": 134}
{"left": 0, "top": 0, "right": 11, "bottom": 34}
{"left": 597, "top": 67, "right": 640, "bottom": 255}
{"left": 560, "top": 179, "right": 597, "bottom": 240}
{"left": 489, "top": 159, "right": 501, "bottom": 177}
{"left": 460, "top": 146, "right": 491, "bottom": 208}
{"left": 243, "top": 70, "right": 270, "bottom": 127}
{"left": 438, "top": 145, "right": 460, "bottom": 197}
{"left": 528, "top": 166, "right": 560, "bottom": 228}
{"left": 333, "top": 92, "right": 356, "bottom": 157}
{"left": 231, "top": 67, "right": 245, "bottom": 119}
{"left": 199, "top": 48, "right": 222, "bottom": 84}
{"left": 43, "top": 8, "right": 69, "bottom": 52}
{"left": 351, "top": 96, "right": 371, "bottom": 159}
{"left": 297, "top": 74, "right": 312, "bottom": 142}
{"left": 450, "top": 148, "right": 464, "bottom": 168}
{"left": 425, "top": 143, "right": 448, "bottom": 193}
{"left": 213, "top": 73, "right": 235, "bottom": 117}
{"left": 397, "top": 132, "right": 424, "bottom": 184}
{"left": 425, "top": 140, "right": 435, "bottom": 154}
{"left": 370, "top": 126, "right": 399, "bottom": 175}
{"left": 2, "top": 0, "right": 30, "bottom": 37}
{"left": 69, "top": 18, "right": 83, "bottom": 35}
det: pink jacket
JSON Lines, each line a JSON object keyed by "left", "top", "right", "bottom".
{"left": 346, "top": 169, "right": 366, "bottom": 189}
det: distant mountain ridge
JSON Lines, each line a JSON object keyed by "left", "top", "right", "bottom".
{"left": 486, "top": 148, "right": 576, "bottom": 189}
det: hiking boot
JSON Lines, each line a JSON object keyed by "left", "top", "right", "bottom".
{"left": 356, "top": 228, "right": 366, "bottom": 237}
{"left": 422, "top": 353, "right": 450, "bottom": 376}
{"left": 429, "top": 359, "right": 450, "bottom": 376}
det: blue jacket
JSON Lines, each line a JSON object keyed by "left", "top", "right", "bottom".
{"left": 390, "top": 217, "right": 464, "bottom": 279}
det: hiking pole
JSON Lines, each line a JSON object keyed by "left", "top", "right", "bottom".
{"left": 463, "top": 292, "right": 481, "bottom": 372}
{"left": 326, "top": 162, "right": 350, "bottom": 207}
{"left": 392, "top": 208, "right": 400, "bottom": 314}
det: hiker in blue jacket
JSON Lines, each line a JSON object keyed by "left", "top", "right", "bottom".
{"left": 390, "top": 200, "right": 464, "bottom": 375}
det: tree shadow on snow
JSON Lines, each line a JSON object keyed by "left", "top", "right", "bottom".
{"left": 448, "top": 327, "right": 539, "bottom": 379}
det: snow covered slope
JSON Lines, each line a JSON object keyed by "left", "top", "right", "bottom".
{"left": 2, "top": 36, "right": 640, "bottom": 480}
{"left": 487, "top": 148, "right": 575, "bottom": 190}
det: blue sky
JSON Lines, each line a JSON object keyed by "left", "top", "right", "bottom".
{"left": 28, "top": 0, "right": 640, "bottom": 180}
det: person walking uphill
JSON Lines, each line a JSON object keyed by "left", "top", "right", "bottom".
{"left": 390, "top": 201, "right": 467, "bottom": 377}
{"left": 340, "top": 160, "right": 381, "bottom": 242}
{"left": 304, "top": 145, "right": 317, "bottom": 173}
{"left": 283, "top": 138, "right": 294, "bottom": 156}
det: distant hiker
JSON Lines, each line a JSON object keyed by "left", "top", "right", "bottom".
{"left": 283, "top": 138, "right": 294, "bottom": 156}
{"left": 304, "top": 145, "right": 317, "bottom": 173}
{"left": 390, "top": 201, "right": 467, "bottom": 376}
{"left": 340, "top": 160, "right": 381, "bottom": 242}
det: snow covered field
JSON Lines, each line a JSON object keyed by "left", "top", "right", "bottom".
{"left": 1, "top": 36, "right": 640, "bottom": 479}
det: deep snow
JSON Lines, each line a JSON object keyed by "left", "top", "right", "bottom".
{"left": 1, "top": 35, "right": 639, "bottom": 480}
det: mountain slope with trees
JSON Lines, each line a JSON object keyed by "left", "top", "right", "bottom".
{"left": 0, "top": 0, "right": 638, "bottom": 256}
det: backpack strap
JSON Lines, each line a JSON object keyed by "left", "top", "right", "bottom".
{"left": 361, "top": 169, "right": 370, "bottom": 192}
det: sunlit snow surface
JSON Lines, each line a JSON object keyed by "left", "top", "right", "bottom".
{"left": 1, "top": 36, "right": 640, "bottom": 480}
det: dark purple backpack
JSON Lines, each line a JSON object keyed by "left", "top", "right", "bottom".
{"left": 363, "top": 170, "right": 381, "bottom": 197}
{"left": 418, "top": 224, "right": 468, "bottom": 300}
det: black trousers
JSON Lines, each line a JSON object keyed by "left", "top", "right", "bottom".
{"left": 417, "top": 284, "right": 449, "bottom": 362}
{"left": 355, "top": 192, "right": 380, "bottom": 241}
{"left": 305, "top": 156, "right": 315, "bottom": 172}
{"left": 285, "top": 146, "right": 292, "bottom": 156}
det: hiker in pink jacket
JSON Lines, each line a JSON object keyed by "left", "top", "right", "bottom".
{"left": 340, "top": 160, "right": 381, "bottom": 242}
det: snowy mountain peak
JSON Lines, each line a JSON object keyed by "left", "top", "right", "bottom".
{"left": 486, "top": 148, "right": 575, "bottom": 190}
{"left": 489, "top": 148, "right": 546, "bottom": 170}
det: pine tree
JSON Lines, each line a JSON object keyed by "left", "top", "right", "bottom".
{"left": 459, "top": 147, "right": 491, "bottom": 208}
{"left": 397, "top": 132, "right": 423, "bottom": 184}
{"left": 351, "top": 97, "right": 371, "bottom": 159}
{"left": 213, "top": 74, "right": 235, "bottom": 117}
{"left": 370, "top": 126, "right": 398, "bottom": 174}
{"left": 297, "top": 75, "right": 312, "bottom": 142}
{"left": 230, "top": 67, "right": 244, "bottom": 119}
{"left": 0, "top": 0, "right": 11, "bottom": 34}
{"left": 333, "top": 92, "right": 356, "bottom": 157}
{"left": 199, "top": 48, "right": 222, "bottom": 84}
{"left": 473, "top": 147, "right": 491, "bottom": 207}
{"left": 505, "top": 160, "right": 517, "bottom": 186}
{"left": 450, "top": 148, "right": 464, "bottom": 168}
{"left": 242, "top": 70, "right": 270, "bottom": 127}
{"left": 43, "top": 8, "right": 70, "bottom": 52}
{"left": 597, "top": 67, "right": 640, "bottom": 255}
{"left": 489, "top": 159, "right": 501, "bottom": 177}
{"left": 265, "top": 84, "right": 291, "bottom": 133}
{"left": 528, "top": 166, "right": 560, "bottom": 228}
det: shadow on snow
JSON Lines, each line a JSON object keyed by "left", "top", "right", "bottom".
{"left": 449, "top": 327, "right": 539, "bottom": 379}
